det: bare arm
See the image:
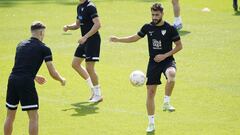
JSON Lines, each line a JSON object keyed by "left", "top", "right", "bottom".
{"left": 63, "top": 20, "right": 80, "bottom": 32}
{"left": 165, "top": 40, "right": 183, "bottom": 57}
{"left": 78, "top": 17, "right": 101, "bottom": 44}
{"left": 154, "top": 40, "right": 183, "bottom": 62}
{"left": 110, "top": 34, "right": 142, "bottom": 43}
{"left": 84, "top": 17, "right": 101, "bottom": 39}
{"left": 45, "top": 61, "right": 66, "bottom": 86}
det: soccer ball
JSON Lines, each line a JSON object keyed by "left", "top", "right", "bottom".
{"left": 129, "top": 70, "right": 146, "bottom": 87}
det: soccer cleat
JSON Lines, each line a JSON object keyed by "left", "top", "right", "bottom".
{"left": 173, "top": 23, "right": 183, "bottom": 30}
{"left": 163, "top": 102, "right": 175, "bottom": 112}
{"left": 146, "top": 123, "right": 155, "bottom": 133}
{"left": 89, "top": 95, "right": 103, "bottom": 103}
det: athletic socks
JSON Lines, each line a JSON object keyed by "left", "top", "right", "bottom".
{"left": 164, "top": 95, "right": 170, "bottom": 103}
{"left": 94, "top": 85, "right": 101, "bottom": 96}
{"left": 148, "top": 115, "right": 155, "bottom": 124}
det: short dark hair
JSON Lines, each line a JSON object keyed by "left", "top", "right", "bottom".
{"left": 31, "top": 21, "right": 46, "bottom": 31}
{"left": 151, "top": 3, "right": 164, "bottom": 12}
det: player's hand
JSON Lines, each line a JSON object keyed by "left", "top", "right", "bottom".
{"left": 35, "top": 75, "right": 46, "bottom": 85}
{"left": 154, "top": 54, "right": 168, "bottom": 63}
{"left": 78, "top": 36, "right": 87, "bottom": 44}
{"left": 63, "top": 25, "right": 68, "bottom": 32}
{"left": 60, "top": 77, "right": 66, "bottom": 86}
{"left": 109, "top": 36, "right": 119, "bottom": 42}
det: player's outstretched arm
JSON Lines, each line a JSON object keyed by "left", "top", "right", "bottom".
{"left": 110, "top": 34, "right": 141, "bottom": 43}
{"left": 63, "top": 20, "right": 80, "bottom": 32}
{"left": 45, "top": 61, "right": 66, "bottom": 86}
{"left": 35, "top": 75, "right": 46, "bottom": 85}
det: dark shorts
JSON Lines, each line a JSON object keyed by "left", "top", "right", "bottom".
{"left": 6, "top": 75, "right": 39, "bottom": 111}
{"left": 74, "top": 34, "right": 101, "bottom": 62}
{"left": 146, "top": 60, "right": 176, "bottom": 85}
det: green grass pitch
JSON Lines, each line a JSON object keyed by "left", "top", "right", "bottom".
{"left": 0, "top": 0, "right": 240, "bottom": 135}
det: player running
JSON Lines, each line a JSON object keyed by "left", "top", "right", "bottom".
{"left": 63, "top": 0, "right": 102, "bottom": 103}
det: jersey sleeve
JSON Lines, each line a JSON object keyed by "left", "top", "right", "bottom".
{"left": 137, "top": 24, "right": 148, "bottom": 38}
{"left": 43, "top": 46, "right": 52, "bottom": 62}
{"left": 87, "top": 5, "right": 99, "bottom": 19}
{"left": 170, "top": 26, "right": 180, "bottom": 42}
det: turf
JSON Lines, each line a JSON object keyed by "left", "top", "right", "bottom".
{"left": 0, "top": 0, "right": 240, "bottom": 135}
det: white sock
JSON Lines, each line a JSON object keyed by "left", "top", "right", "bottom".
{"left": 164, "top": 95, "right": 170, "bottom": 103}
{"left": 94, "top": 85, "right": 101, "bottom": 96}
{"left": 174, "top": 16, "right": 182, "bottom": 25}
{"left": 148, "top": 115, "right": 155, "bottom": 124}
{"left": 86, "top": 77, "right": 94, "bottom": 93}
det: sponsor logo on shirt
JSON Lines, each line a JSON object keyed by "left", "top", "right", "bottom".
{"left": 152, "top": 39, "right": 162, "bottom": 50}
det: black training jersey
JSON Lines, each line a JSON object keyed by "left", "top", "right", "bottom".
{"left": 138, "top": 21, "right": 180, "bottom": 61}
{"left": 76, "top": 0, "right": 99, "bottom": 36}
{"left": 10, "top": 37, "right": 52, "bottom": 79}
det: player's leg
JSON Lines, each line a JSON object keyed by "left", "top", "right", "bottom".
{"left": 85, "top": 35, "right": 102, "bottom": 103}
{"left": 146, "top": 85, "right": 157, "bottom": 132}
{"left": 72, "top": 44, "right": 94, "bottom": 99}
{"left": 172, "top": 0, "right": 183, "bottom": 30}
{"left": 5, "top": 77, "right": 19, "bottom": 135}
{"left": 86, "top": 61, "right": 103, "bottom": 102}
{"left": 72, "top": 57, "right": 89, "bottom": 79}
{"left": 4, "top": 109, "right": 17, "bottom": 135}
{"left": 163, "top": 66, "right": 176, "bottom": 112}
{"left": 233, "top": 0, "right": 238, "bottom": 11}
{"left": 27, "top": 110, "right": 38, "bottom": 135}
{"left": 19, "top": 78, "right": 39, "bottom": 135}
{"left": 145, "top": 61, "right": 161, "bottom": 132}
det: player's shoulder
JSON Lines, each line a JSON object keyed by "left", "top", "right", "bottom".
{"left": 40, "top": 43, "right": 50, "bottom": 50}
{"left": 164, "top": 21, "right": 173, "bottom": 28}
{"left": 164, "top": 21, "right": 176, "bottom": 30}
{"left": 142, "top": 23, "right": 152, "bottom": 29}
{"left": 18, "top": 39, "right": 30, "bottom": 46}
{"left": 87, "top": 1, "right": 96, "bottom": 8}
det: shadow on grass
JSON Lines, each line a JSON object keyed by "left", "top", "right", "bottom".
{"left": 179, "top": 30, "right": 191, "bottom": 37}
{"left": 146, "top": 131, "right": 155, "bottom": 135}
{"left": 62, "top": 101, "right": 100, "bottom": 116}
{"left": 233, "top": 11, "right": 240, "bottom": 16}
{"left": 62, "top": 33, "right": 73, "bottom": 35}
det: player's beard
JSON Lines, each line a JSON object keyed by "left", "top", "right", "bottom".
{"left": 152, "top": 18, "right": 162, "bottom": 26}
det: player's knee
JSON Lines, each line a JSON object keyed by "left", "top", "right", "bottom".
{"left": 71, "top": 61, "right": 79, "bottom": 69}
{"left": 147, "top": 88, "right": 156, "bottom": 98}
{"left": 166, "top": 68, "right": 176, "bottom": 82}
{"left": 86, "top": 63, "right": 95, "bottom": 73}
{"left": 147, "top": 91, "right": 155, "bottom": 99}
{"left": 5, "top": 116, "right": 15, "bottom": 124}
{"left": 28, "top": 113, "right": 38, "bottom": 122}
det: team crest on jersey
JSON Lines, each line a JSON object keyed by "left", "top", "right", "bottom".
{"left": 81, "top": 8, "right": 84, "bottom": 11}
{"left": 161, "top": 30, "right": 166, "bottom": 36}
